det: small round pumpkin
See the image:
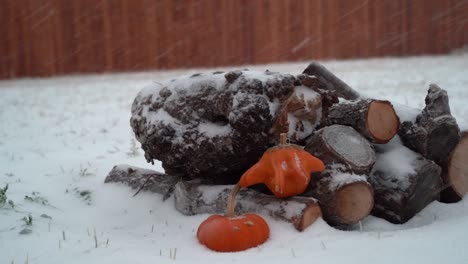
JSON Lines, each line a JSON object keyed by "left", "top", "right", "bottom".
{"left": 239, "top": 133, "right": 325, "bottom": 198}
{"left": 197, "top": 184, "right": 270, "bottom": 252}
{"left": 197, "top": 213, "right": 270, "bottom": 252}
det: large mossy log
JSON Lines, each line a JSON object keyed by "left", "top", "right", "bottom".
{"left": 370, "top": 137, "right": 443, "bottom": 224}
{"left": 130, "top": 70, "right": 324, "bottom": 184}
{"left": 104, "top": 165, "right": 321, "bottom": 231}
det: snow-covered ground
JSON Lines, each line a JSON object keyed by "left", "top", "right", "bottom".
{"left": 1, "top": 54, "right": 467, "bottom": 264}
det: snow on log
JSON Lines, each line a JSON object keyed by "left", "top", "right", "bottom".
{"left": 325, "top": 99, "right": 400, "bottom": 144}
{"left": 441, "top": 131, "right": 468, "bottom": 202}
{"left": 295, "top": 73, "right": 339, "bottom": 119}
{"left": 130, "top": 70, "right": 323, "bottom": 184}
{"left": 104, "top": 165, "right": 321, "bottom": 231}
{"left": 370, "top": 137, "right": 442, "bottom": 224}
{"left": 398, "top": 84, "right": 462, "bottom": 202}
{"left": 305, "top": 124, "right": 376, "bottom": 174}
{"left": 104, "top": 165, "right": 177, "bottom": 196}
{"left": 304, "top": 125, "right": 375, "bottom": 226}
{"left": 302, "top": 62, "right": 360, "bottom": 100}
{"left": 174, "top": 181, "right": 321, "bottom": 232}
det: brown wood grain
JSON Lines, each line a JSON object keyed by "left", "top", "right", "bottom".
{"left": 0, "top": 0, "right": 467, "bottom": 79}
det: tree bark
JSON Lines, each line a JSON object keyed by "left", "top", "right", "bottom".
{"left": 325, "top": 99, "right": 400, "bottom": 144}
{"left": 370, "top": 138, "right": 443, "bottom": 224}
{"left": 302, "top": 62, "right": 360, "bottom": 100}
{"left": 399, "top": 84, "right": 460, "bottom": 164}
{"left": 174, "top": 181, "right": 321, "bottom": 231}
{"left": 104, "top": 165, "right": 322, "bottom": 231}
{"left": 104, "top": 165, "right": 178, "bottom": 199}
{"left": 398, "top": 84, "right": 462, "bottom": 203}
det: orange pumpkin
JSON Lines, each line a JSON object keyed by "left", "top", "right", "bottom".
{"left": 197, "top": 184, "right": 270, "bottom": 252}
{"left": 239, "top": 133, "right": 325, "bottom": 198}
{"left": 197, "top": 213, "right": 270, "bottom": 252}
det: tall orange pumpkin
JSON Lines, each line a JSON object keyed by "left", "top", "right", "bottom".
{"left": 239, "top": 133, "right": 325, "bottom": 198}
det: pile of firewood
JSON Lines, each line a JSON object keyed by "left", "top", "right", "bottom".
{"left": 105, "top": 62, "right": 467, "bottom": 231}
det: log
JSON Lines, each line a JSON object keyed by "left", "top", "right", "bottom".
{"left": 398, "top": 84, "right": 460, "bottom": 165}
{"left": 174, "top": 181, "right": 321, "bottom": 231}
{"left": 441, "top": 131, "right": 468, "bottom": 202}
{"left": 130, "top": 70, "right": 322, "bottom": 184}
{"left": 370, "top": 137, "right": 443, "bottom": 224}
{"left": 325, "top": 99, "right": 400, "bottom": 144}
{"left": 305, "top": 124, "right": 376, "bottom": 174}
{"left": 104, "top": 165, "right": 322, "bottom": 231}
{"left": 398, "top": 84, "right": 462, "bottom": 203}
{"left": 305, "top": 172, "right": 374, "bottom": 227}
{"left": 104, "top": 165, "right": 178, "bottom": 199}
{"left": 304, "top": 125, "right": 375, "bottom": 226}
{"left": 302, "top": 62, "right": 360, "bottom": 100}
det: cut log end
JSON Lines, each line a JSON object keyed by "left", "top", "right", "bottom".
{"left": 333, "top": 182, "right": 374, "bottom": 225}
{"left": 448, "top": 132, "right": 468, "bottom": 198}
{"left": 367, "top": 100, "right": 400, "bottom": 143}
{"left": 294, "top": 204, "right": 322, "bottom": 231}
{"left": 313, "top": 124, "right": 376, "bottom": 173}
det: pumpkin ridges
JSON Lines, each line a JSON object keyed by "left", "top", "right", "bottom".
{"left": 289, "top": 150, "right": 311, "bottom": 185}
{"left": 270, "top": 155, "right": 287, "bottom": 196}
{"left": 276, "top": 151, "right": 304, "bottom": 197}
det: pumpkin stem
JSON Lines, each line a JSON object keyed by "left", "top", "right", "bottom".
{"left": 280, "top": 133, "right": 288, "bottom": 145}
{"left": 226, "top": 183, "right": 241, "bottom": 217}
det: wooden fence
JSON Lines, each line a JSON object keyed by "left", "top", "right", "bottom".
{"left": 1, "top": 0, "right": 467, "bottom": 79}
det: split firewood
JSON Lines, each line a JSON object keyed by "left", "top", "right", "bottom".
{"left": 302, "top": 62, "right": 360, "bottom": 100}
{"left": 370, "top": 137, "right": 443, "bottom": 224}
{"left": 104, "top": 165, "right": 322, "bottom": 231}
{"left": 304, "top": 125, "right": 375, "bottom": 226}
{"left": 398, "top": 84, "right": 464, "bottom": 202}
{"left": 325, "top": 99, "right": 400, "bottom": 144}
